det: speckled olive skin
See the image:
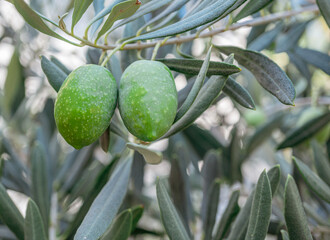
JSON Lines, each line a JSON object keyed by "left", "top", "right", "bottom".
{"left": 119, "top": 60, "right": 178, "bottom": 141}
{"left": 54, "top": 65, "right": 117, "bottom": 149}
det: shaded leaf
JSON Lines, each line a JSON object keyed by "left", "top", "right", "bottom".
{"left": 89, "top": 0, "right": 106, "bottom": 37}
{"left": 317, "top": 0, "right": 330, "bottom": 27}
{"left": 131, "top": 205, "right": 144, "bottom": 233}
{"left": 245, "top": 170, "right": 272, "bottom": 240}
{"left": 281, "top": 230, "right": 290, "bottom": 240}
{"left": 31, "top": 142, "right": 50, "bottom": 232}
{"left": 214, "top": 190, "right": 240, "bottom": 240}
{"left": 127, "top": 0, "right": 237, "bottom": 42}
{"left": 71, "top": 0, "right": 93, "bottom": 31}
{"left": 287, "top": 51, "right": 312, "bottom": 81}
{"left": 234, "top": 0, "right": 274, "bottom": 22}
{"left": 311, "top": 140, "right": 330, "bottom": 186}
{"left": 277, "top": 111, "right": 330, "bottom": 149}
{"left": 223, "top": 77, "right": 256, "bottom": 110}
{"left": 275, "top": 22, "right": 309, "bottom": 53}
{"left": 99, "top": 209, "right": 132, "bottom": 240}
{"left": 267, "top": 165, "right": 281, "bottom": 196}
{"left": 163, "top": 56, "right": 233, "bottom": 138}
{"left": 3, "top": 48, "right": 24, "bottom": 118}
{"left": 215, "top": 45, "right": 295, "bottom": 105}
{"left": 294, "top": 47, "right": 330, "bottom": 75}
{"left": 127, "top": 142, "right": 162, "bottom": 165}
{"left": 74, "top": 153, "right": 133, "bottom": 240}
{"left": 157, "top": 58, "right": 241, "bottom": 76}
{"left": 0, "top": 183, "right": 24, "bottom": 240}
{"left": 284, "top": 176, "right": 313, "bottom": 240}
{"left": 24, "top": 199, "right": 48, "bottom": 240}
{"left": 156, "top": 180, "right": 190, "bottom": 240}
{"left": 11, "top": 0, "right": 79, "bottom": 45}
{"left": 41, "top": 56, "right": 67, "bottom": 92}
{"left": 175, "top": 46, "right": 213, "bottom": 122}
{"left": 293, "top": 157, "right": 330, "bottom": 203}
{"left": 248, "top": 22, "right": 283, "bottom": 51}
{"left": 96, "top": 0, "right": 141, "bottom": 41}
{"left": 204, "top": 180, "right": 221, "bottom": 240}
{"left": 50, "top": 56, "right": 71, "bottom": 75}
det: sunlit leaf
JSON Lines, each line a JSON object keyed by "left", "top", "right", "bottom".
{"left": 127, "top": 142, "right": 162, "bottom": 165}
{"left": 71, "top": 0, "right": 93, "bottom": 32}
{"left": 234, "top": 0, "right": 274, "bottom": 22}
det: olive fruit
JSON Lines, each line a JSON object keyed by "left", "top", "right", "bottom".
{"left": 54, "top": 64, "right": 117, "bottom": 149}
{"left": 119, "top": 60, "right": 177, "bottom": 141}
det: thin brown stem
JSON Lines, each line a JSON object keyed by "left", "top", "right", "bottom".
{"left": 69, "top": 4, "right": 318, "bottom": 51}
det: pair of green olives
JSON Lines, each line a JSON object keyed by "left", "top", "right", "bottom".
{"left": 54, "top": 60, "right": 178, "bottom": 149}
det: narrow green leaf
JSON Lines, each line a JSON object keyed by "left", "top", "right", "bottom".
{"left": 50, "top": 56, "right": 71, "bottom": 75}
{"left": 96, "top": 0, "right": 141, "bottom": 41}
{"left": 204, "top": 180, "right": 221, "bottom": 240}
{"left": 71, "top": 0, "right": 93, "bottom": 31}
{"left": 223, "top": 77, "right": 256, "bottom": 110}
{"left": 266, "top": 165, "right": 281, "bottom": 196}
{"left": 74, "top": 153, "right": 133, "bottom": 240}
{"left": 126, "top": 142, "right": 162, "bottom": 165}
{"left": 0, "top": 183, "right": 24, "bottom": 240}
{"left": 317, "top": 0, "right": 330, "bottom": 27}
{"left": 24, "top": 199, "right": 48, "bottom": 240}
{"left": 163, "top": 56, "right": 233, "bottom": 138}
{"left": 127, "top": 0, "right": 237, "bottom": 42}
{"left": 280, "top": 230, "right": 290, "bottom": 240}
{"left": 3, "top": 48, "right": 24, "bottom": 119}
{"left": 294, "top": 47, "right": 330, "bottom": 75}
{"left": 31, "top": 142, "right": 50, "bottom": 232}
{"left": 62, "top": 156, "right": 120, "bottom": 239}
{"left": 157, "top": 58, "right": 241, "bottom": 76}
{"left": 234, "top": 0, "right": 274, "bottom": 22}
{"left": 277, "top": 111, "right": 330, "bottom": 149}
{"left": 110, "top": 0, "right": 172, "bottom": 34}
{"left": 284, "top": 175, "right": 313, "bottom": 240}
{"left": 175, "top": 47, "right": 213, "bottom": 122}
{"left": 245, "top": 170, "right": 272, "bottom": 240}
{"left": 156, "top": 180, "right": 190, "bottom": 240}
{"left": 99, "top": 209, "right": 132, "bottom": 240}
{"left": 11, "top": 0, "right": 79, "bottom": 45}
{"left": 89, "top": 0, "right": 106, "bottom": 37}
{"left": 215, "top": 45, "right": 296, "bottom": 105}
{"left": 248, "top": 22, "right": 283, "bottom": 51}
{"left": 275, "top": 22, "right": 309, "bottom": 53}
{"left": 214, "top": 190, "right": 240, "bottom": 240}
{"left": 41, "top": 56, "right": 67, "bottom": 92}
{"left": 220, "top": 0, "right": 248, "bottom": 19}
{"left": 131, "top": 205, "right": 144, "bottom": 233}
{"left": 287, "top": 51, "right": 312, "bottom": 81}
{"left": 293, "top": 157, "right": 330, "bottom": 203}
{"left": 226, "top": 190, "right": 254, "bottom": 240}
{"left": 303, "top": 202, "right": 330, "bottom": 227}
{"left": 311, "top": 140, "right": 330, "bottom": 186}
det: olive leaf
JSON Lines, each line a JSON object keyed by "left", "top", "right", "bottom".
{"left": 245, "top": 170, "right": 272, "bottom": 240}
{"left": 74, "top": 153, "right": 133, "bottom": 240}
{"left": 311, "top": 140, "right": 330, "bottom": 186}
{"left": 126, "top": 142, "right": 162, "bottom": 164}
{"left": 71, "top": 0, "right": 94, "bottom": 32}
{"left": 316, "top": 0, "right": 330, "bottom": 27}
{"left": 156, "top": 179, "right": 190, "bottom": 240}
{"left": 89, "top": 0, "right": 106, "bottom": 37}
{"left": 131, "top": 205, "right": 144, "bottom": 233}
{"left": 96, "top": 0, "right": 141, "bottom": 42}
{"left": 127, "top": 0, "right": 237, "bottom": 42}
{"left": 293, "top": 157, "right": 330, "bottom": 203}
{"left": 40, "top": 56, "right": 67, "bottom": 92}
{"left": 24, "top": 199, "right": 48, "bottom": 240}
{"left": 0, "top": 183, "right": 25, "bottom": 240}
{"left": 277, "top": 111, "right": 330, "bottom": 149}
{"left": 49, "top": 56, "right": 71, "bottom": 75}
{"left": 234, "top": 0, "right": 274, "bottom": 22}
{"left": 284, "top": 176, "right": 313, "bottom": 240}
{"left": 175, "top": 46, "right": 213, "bottom": 122}
{"left": 99, "top": 209, "right": 132, "bottom": 240}
{"left": 11, "top": 0, "right": 79, "bottom": 45}
{"left": 215, "top": 45, "right": 296, "bottom": 105}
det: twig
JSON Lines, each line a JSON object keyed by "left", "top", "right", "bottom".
{"left": 69, "top": 4, "right": 319, "bottom": 51}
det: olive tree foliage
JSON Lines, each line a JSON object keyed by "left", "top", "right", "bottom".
{"left": 0, "top": 0, "right": 329, "bottom": 239}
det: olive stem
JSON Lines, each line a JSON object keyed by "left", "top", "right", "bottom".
{"left": 150, "top": 37, "right": 169, "bottom": 61}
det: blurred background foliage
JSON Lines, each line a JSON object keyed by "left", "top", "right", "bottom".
{"left": 0, "top": 0, "right": 329, "bottom": 239}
